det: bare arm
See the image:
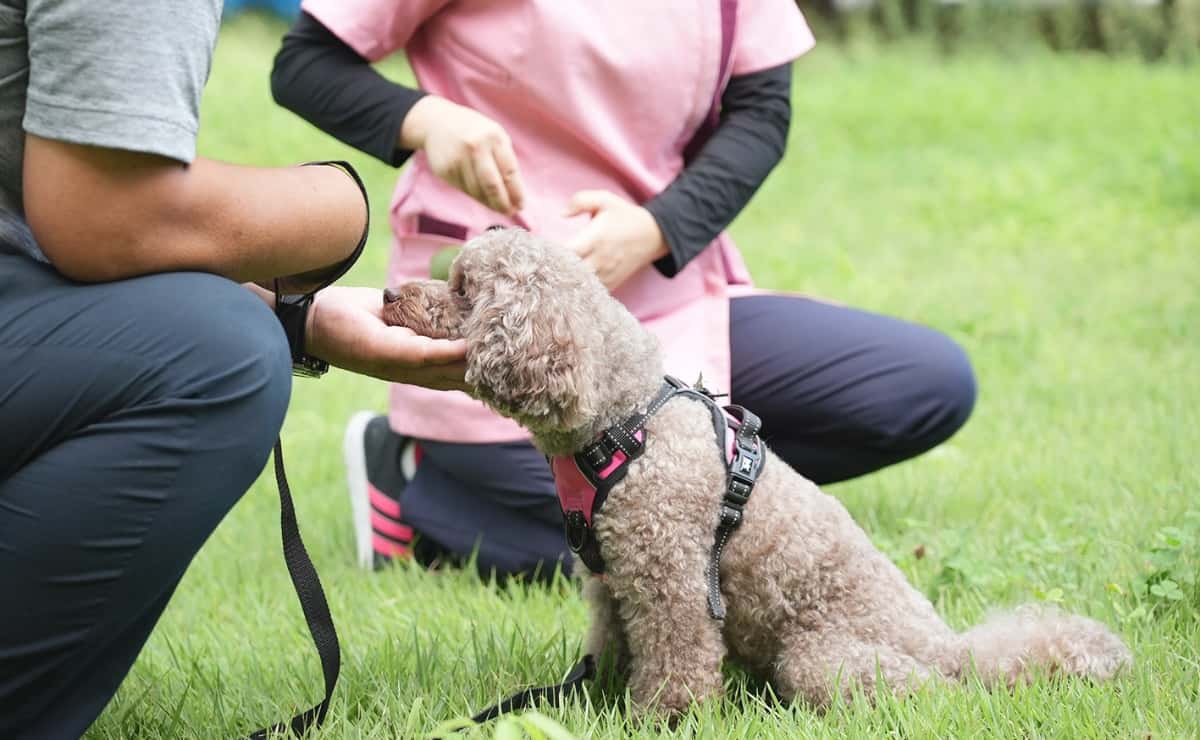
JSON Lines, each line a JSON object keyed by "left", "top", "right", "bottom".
{"left": 22, "top": 135, "right": 365, "bottom": 285}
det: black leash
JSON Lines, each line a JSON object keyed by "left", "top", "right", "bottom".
{"left": 247, "top": 440, "right": 342, "bottom": 739}
{"left": 464, "top": 655, "right": 596, "bottom": 726}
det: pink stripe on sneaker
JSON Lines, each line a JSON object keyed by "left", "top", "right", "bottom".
{"left": 373, "top": 533, "right": 411, "bottom": 558}
{"left": 371, "top": 511, "right": 414, "bottom": 542}
{"left": 368, "top": 483, "right": 401, "bottom": 518}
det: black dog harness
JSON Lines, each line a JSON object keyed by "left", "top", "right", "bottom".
{"left": 550, "top": 375, "right": 765, "bottom": 620}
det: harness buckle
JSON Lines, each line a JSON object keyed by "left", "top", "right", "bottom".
{"left": 564, "top": 510, "right": 590, "bottom": 553}
{"left": 580, "top": 438, "right": 612, "bottom": 471}
{"left": 725, "top": 433, "right": 762, "bottom": 504}
{"left": 726, "top": 476, "right": 753, "bottom": 506}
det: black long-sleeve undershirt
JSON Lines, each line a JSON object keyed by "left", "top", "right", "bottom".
{"left": 271, "top": 12, "right": 427, "bottom": 167}
{"left": 271, "top": 11, "right": 793, "bottom": 276}
{"left": 645, "top": 63, "right": 792, "bottom": 276}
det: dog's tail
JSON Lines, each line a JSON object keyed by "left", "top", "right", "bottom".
{"left": 956, "top": 605, "right": 1131, "bottom": 687}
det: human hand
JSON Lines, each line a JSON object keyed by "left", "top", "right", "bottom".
{"left": 305, "top": 286, "right": 468, "bottom": 390}
{"left": 401, "top": 95, "right": 526, "bottom": 216}
{"left": 563, "top": 190, "right": 670, "bottom": 291}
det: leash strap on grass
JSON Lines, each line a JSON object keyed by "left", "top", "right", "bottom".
{"left": 247, "top": 440, "right": 342, "bottom": 739}
{"left": 468, "top": 654, "right": 596, "bottom": 724}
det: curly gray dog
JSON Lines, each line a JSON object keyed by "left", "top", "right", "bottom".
{"left": 383, "top": 228, "right": 1131, "bottom": 718}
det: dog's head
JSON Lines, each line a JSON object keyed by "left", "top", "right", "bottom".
{"left": 383, "top": 229, "right": 660, "bottom": 446}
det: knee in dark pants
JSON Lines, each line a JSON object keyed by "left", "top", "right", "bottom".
{"left": 158, "top": 274, "right": 294, "bottom": 501}
{"left": 937, "top": 340, "right": 978, "bottom": 437}
{"left": 886, "top": 332, "right": 977, "bottom": 455}
{"left": 0, "top": 274, "right": 294, "bottom": 738}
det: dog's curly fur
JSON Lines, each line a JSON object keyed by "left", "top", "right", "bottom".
{"left": 383, "top": 228, "right": 1132, "bottom": 717}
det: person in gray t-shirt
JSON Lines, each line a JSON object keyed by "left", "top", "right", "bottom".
{"left": 0, "top": 3, "right": 468, "bottom": 737}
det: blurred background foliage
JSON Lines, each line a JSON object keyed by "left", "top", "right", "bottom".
{"left": 224, "top": 0, "right": 1200, "bottom": 61}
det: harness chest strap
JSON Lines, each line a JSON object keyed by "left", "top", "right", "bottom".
{"left": 551, "top": 376, "right": 766, "bottom": 620}
{"left": 704, "top": 403, "right": 764, "bottom": 620}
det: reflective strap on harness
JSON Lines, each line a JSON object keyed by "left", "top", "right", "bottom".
{"left": 561, "top": 381, "right": 679, "bottom": 573}
{"left": 705, "top": 404, "right": 764, "bottom": 620}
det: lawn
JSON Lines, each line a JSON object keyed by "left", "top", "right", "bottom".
{"left": 87, "top": 13, "right": 1200, "bottom": 739}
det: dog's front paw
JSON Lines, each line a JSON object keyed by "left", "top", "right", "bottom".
{"left": 628, "top": 670, "right": 722, "bottom": 723}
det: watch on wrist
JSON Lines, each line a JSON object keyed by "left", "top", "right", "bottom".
{"left": 275, "top": 291, "right": 330, "bottom": 378}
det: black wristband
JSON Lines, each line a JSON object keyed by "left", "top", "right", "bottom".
{"left": 270, "top": 160, "right": 369, "bottom": 378}
{"left": 300, "top": 160, "right": 371, "bottom": 294}
{"left": 275, "top": 290, "right": 329, "bottom": 378}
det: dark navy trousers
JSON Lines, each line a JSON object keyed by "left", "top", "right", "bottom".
{"left": 0, "top": 250, "right": 292, "bottom": 738}
{"left": 400, "top": 294, "right": 977, "bottom": 580}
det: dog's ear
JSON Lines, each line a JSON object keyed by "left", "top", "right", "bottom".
{"left": 462, "top": 277, "right": 596, "bottom": 430}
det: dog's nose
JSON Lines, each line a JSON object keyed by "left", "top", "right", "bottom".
{"left": 383, "top": 288, "right": 399, "bottom": 304}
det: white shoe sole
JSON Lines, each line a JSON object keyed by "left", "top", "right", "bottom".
{"left": 343, "top": 410, "right": 377, "bottom": 570}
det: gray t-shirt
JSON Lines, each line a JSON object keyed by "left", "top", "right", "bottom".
{"left": 0, "top": 0, "right": 221, "bottom": 258}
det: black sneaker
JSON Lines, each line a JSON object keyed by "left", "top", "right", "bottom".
{"left": 343, "top": 412, "right": 417, "bottom": 569}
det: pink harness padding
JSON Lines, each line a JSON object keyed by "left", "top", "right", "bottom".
{"left": 552, "top": 414, "right": 746, "bottom": 526}
{"left": 552, "top": 429, "right": 645, "bottom": 526}
{"left": 724, "top": 422, "right": 737, "bottom": 462}
{"left": 551, "top": 457, "right": 600, "bottom": 526}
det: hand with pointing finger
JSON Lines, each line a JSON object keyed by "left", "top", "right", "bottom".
{"left": 400, "top": 95, "right": 526, "bottom": 216}
{"left": 564, "top": 190, "right": 669, "bottom": 291}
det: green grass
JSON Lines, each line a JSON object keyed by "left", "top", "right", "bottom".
{"left": 86, "top": 14, "right": 1200, "bottom": 739}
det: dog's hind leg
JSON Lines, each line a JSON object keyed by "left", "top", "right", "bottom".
{"left": 773, "top": 630, "right": 940, "bottom": 711}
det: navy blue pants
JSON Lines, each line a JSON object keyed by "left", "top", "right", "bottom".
{"left": 0, "top": 250, "right": 293, "bottom": 738}
{"left": 399, "top": 294, "right": 977, "bottom": 579}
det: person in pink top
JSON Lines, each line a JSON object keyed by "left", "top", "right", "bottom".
{"left": 272, "top": 0, "right": 976, "bottom": 579}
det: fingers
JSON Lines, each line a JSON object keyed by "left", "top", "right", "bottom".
{"left": 458, "top": 157, "right": 483, "bottom": 211}
{"left": 492, "top": 138, "right": 526, "bottom": 213}
{"left": 564, "top": 191, "right": 614, "bottom": 255}
{"left": 464, "top": 131, "right": 523, "bottom": 215}
{"left": 564, "top": 219, "right": 601, "bottom": 257}
{"left": 417, "top": 337, "right": 469, "bottom": 365}
{"left": 387, "top": 358, "right": 470, "bottom": 391}
{"left": 369, "top": 333, "right": 468, "bottom": 387}
{"left": 377, "top": 329, "right": 467, "bottom": 365}
{"left": 420, "top": 100, "right": 528, "bottom": 215}
{"left": 565, "top": 190, "right": 614, "bottom": 217}
{"left": 471, "top": 145, "right": 512, "bottom": 215}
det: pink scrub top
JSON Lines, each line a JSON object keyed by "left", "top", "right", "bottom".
{"left": 302, "top": 0, "right": 816, "bottom": 443}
